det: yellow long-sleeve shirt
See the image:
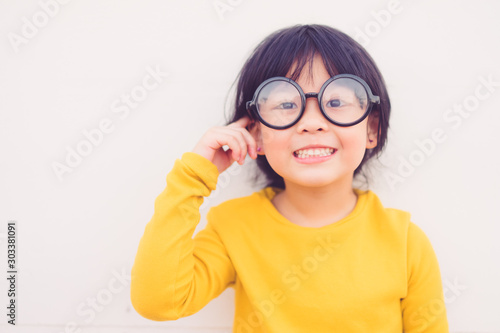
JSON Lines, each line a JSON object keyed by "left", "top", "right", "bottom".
{"left": 131, "top": 152, "right": 449, "bottom": 332}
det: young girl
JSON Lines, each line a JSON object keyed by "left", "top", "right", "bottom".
{"left": 131, "top": 24, "right": 449, "bottom": 332}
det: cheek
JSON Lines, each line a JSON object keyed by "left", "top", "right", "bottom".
{"left": 260, "top": 129, "right": 291, "bottom": 164}
{"left": 338, "top": 127, "right": 368, "bottom": 159}
{"left": 343, "top": 130, "right": 366, "bottom": 147}
{"left": 260, "top": 127, "right": 280, "bottom": 147}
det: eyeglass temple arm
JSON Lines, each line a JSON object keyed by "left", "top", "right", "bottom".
{"left": 245, "top": 101, "right": 257, "bottom": 120}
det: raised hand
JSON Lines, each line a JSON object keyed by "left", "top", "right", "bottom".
{"left": 192, "top": 116, "right": 258, "bottom": 173}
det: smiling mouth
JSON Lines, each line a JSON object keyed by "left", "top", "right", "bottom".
{"left": 293, "top": 148, "right": 336, "bottom": 159}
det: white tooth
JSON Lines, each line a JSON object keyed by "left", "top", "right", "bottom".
{"left": 295, "top": 148, "right": 336, "bottom": 158}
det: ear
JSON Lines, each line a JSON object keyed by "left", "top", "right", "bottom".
{"left": 366, "top": 112, "right": 380, "bottom": 149}
{"left": 247, "top": 120, "right": 265, "bottom": 155}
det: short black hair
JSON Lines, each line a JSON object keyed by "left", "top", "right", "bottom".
{"left": 227, "top": 24, "right": 390, "bottom": 189}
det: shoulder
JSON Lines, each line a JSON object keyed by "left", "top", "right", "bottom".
{"left": 206, "top": 187, "right": 274, "bottom": 226}
{"left": 361, "top": 189, "right": 412, "bottom": 233}
{"left": 208, "top": 189, "right": 262, "bottom": 214}
{"left": 204, "top": 187, "right": 281, "bottom": 239}
{"left": 362, "top": 190, "right": 434, "bottom": 249}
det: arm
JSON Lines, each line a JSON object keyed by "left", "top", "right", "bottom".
{"left": 130, "top": 152, "right": 236, "bottom": 320}
{"left": 401, "top": 222, "right": 449, "bottom": 332}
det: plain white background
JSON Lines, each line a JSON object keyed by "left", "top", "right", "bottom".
{"left": 1, "top": 0, "right": 499, "bottom": 332}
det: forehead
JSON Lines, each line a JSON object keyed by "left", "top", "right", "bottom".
{"left": 286, "top": 54, "right": 331, "bottom": 90}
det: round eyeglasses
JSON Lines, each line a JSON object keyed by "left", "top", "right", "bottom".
{"left": 246, "top": 74, "right": 380, "bottom": 130}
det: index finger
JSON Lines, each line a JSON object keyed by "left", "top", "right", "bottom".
{"left": 228, "top": 116, "right": 253, "bottom": 129}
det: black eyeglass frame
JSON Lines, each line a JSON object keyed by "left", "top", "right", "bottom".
{"left": 246, "top": 74, "right": 381, "bottom": 130}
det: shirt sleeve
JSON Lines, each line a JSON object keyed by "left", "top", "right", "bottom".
{"left": 130, "top": 152, "right": 237, "bottom": 321}
{"left": 401, "top": 222, "right": 449, "bottom": 332}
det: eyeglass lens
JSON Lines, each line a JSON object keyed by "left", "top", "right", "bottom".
{"left": 256, "top": 78, "right": 369, "bottom": 127}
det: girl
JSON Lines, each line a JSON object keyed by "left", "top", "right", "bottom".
{"left": 131, "top": 24, "right": 449, "bottom": 332}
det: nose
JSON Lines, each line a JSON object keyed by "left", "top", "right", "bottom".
{"left": 296, "top": 94, "right": 329, "bottom": 133}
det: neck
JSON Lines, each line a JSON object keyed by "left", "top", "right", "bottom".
{"left": 272, "top": 176, "right": 358, "bottom": 228}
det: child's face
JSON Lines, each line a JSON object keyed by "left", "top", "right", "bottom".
{"left": 250, "top": 54, "right": 379, "bottom": 189}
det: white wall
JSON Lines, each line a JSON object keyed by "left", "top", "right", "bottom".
{"left": 0, "top": 0, "right": 499, "bottom": 332}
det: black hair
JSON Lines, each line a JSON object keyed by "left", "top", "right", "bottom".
{"left": 227, "top": 24, "right": 390, "bottom": 189}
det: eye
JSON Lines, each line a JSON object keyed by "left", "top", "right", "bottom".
{"left": 277, "top": 102, "right": 297, "bottom": 109}
{"left": 325, "top": 99, "right": 345, "bottom": 108}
